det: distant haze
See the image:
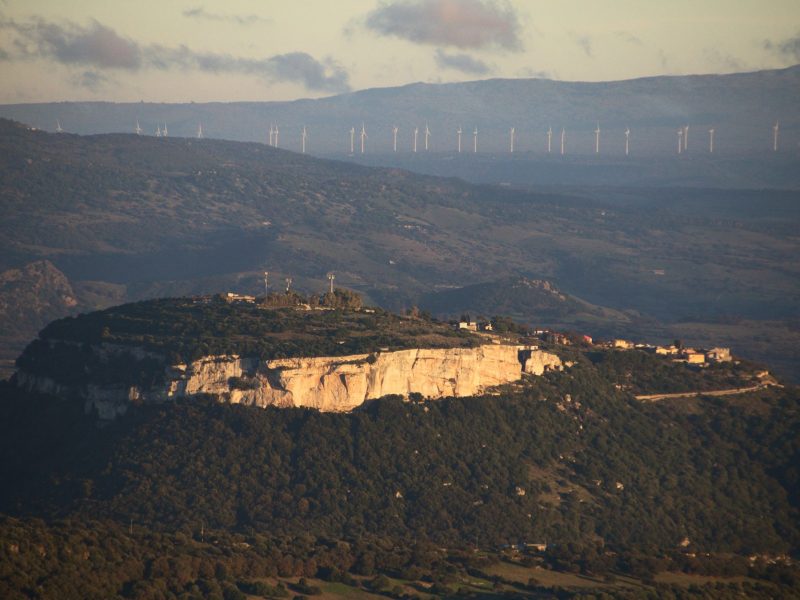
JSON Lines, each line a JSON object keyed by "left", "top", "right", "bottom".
{"left": 1, "top": 66, "right": 798, "bottom": 160}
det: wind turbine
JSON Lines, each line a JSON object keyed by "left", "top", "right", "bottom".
{"left": 360, "top": 122, "right": 367, "bottom": 154}
{"left": 268, "top": 124, "right": 274, "bottom": 146}
{"left": 677, "top": 128, "right": 683, "bottom": 154}
{"left": 285, "top": 277, "right": 293, "bottom": 293}
{"left": 197, "top": 123, "right": 203, "bottom": 139}
{"left": 55, "top": 119, "right": 63, "bottom": 133}
{"left": 594, "top": 122, "right": 601, "bottom": 154}
{"left": 424, "top": 122, "right": 431, "bottom": 151}
{"left": 301, "top": 125, "right": 308, "bottom": 154}
{"left": 560, "top": 128, "right": 566, "bottom": 155}
{"left": 156, "top": 124, "right": 161, "bottom": 137}
{"left": 263, "top": 271, "right": 269, "bottom": 303}
{"left": 547, "top": 127, "right": 552, "bottom": 153}
{"left": 392, "top": 125, "right": 399, "bottom": 152}
{"left": 457, "top": 126, "right": 462, "bottom": 153}
{"left": 349, "top": 126, "right": 355, "bottom": 154}
{"left": 509, "top": 127, "right": 515, "bottom": 153}
{"left": 413, "top": 126, "right": 419, "bottom": 153}
{"left": 708, "top": 128, "right": 714, "bottom": 153}
{"left": 624, "top": 127, "right": 630, "bottom": 156}
{"left": 683, "top": 125, "right": 688, "bottom": 152}
{"left": 473, "top": 127, "right": 478, "bottom": 153}
{"left": 135, "top": 120, "right": 142, "bottom": 135}
{"left": 327, "top": 272, "right": 335, "bottom": 294}
{"left": 162, "top": 123, "right": 168, "bottom": 137}
{"left": 274, "top": 125, "right": 279, "bottom": 148}
{"left": 773, "top": 120, "right": 779, "bottom": 152}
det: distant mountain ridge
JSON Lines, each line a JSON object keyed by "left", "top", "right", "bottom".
{"left": 1, "top": 65, "right": 798, "bottom": 157}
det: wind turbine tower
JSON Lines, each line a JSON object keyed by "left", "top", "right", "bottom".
{"left": 594, "top": 122, "right": 601, "bottom": 154}
{"left": 392, "top": 125, "right": 399, "bottom": 152}
{"left": 547, "top": 127, "right": 552, "bottom": 153}
{"left": 624, "top": 127, "right": 630, "bottom": 156}
{"left": 413, "top": 126, "right": 419, "bottom": 153}
{"left": 509, "top": 127, "right": 515, "bottom": 153}
{"left": 274, "top": 125, "right": 279, "bottom": 148}
{"left": 473, "top": 127, "right": 478, "bottom": 153}
{"left": 285, "top": 277, "right": 292, "bottom": 293}
{"left": 197, "top": 123, "right": 203, "bottom": 139}
{"left": 677, "top": 128, "right": 683, "bottom": 154}
{"left": 301, "top": 125, "right": 308, "bottom": 154}
{"left": 349, "top": 127, "right": 355, "bottom": 154}
{"left": 773, "top": 120, "right": 779, "bottom": 152}
{"left": 708, "top": 128, "right": 714, "bottom": 153}
{"left": 263, "top": 271, "right": 269, "bottom": 303}
{"left": 327, "top": 272, "right": 335, "bottom": 294}
{"left": 55, "top": 119, "right": 63, "bottom": 133}
{"left": 683, "top": 125, "right": 688, "bottom": 152}
{"left": 156, "top": 125, "right": 161, "bottom": 137}
{"left": 457, "top": 126, "right": 462, "bottom": 153}
{"left": 269, "top": 125, "right": 274, "bottom": 147}
{"left": 135, "top": 120, "right": 142, "bottom": 135}
{"left": 163, "top": 123, "right": 168, "bottom": 137}
{"left": 560, "top": 128, "right": 566, "bottom": 155}
{"left": 360, "top": 123, "right": 367, "bottom": 154}
{"left": 424, "top": 122, "right": 431, "bottom": 151}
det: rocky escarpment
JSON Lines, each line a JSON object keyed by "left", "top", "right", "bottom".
{"left": 17, "top": 343, "right": 562, "bottom": 418}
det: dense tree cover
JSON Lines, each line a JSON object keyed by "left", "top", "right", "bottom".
{"left": 15, "top": 297, "right": 479, "bottom": 385}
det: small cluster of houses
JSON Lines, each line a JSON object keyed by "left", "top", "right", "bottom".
{"left": 456, "top": 320, "right": 493, "bottom": 332}
{"left": 611, "top": 338, "right": 732, "bottom": 366}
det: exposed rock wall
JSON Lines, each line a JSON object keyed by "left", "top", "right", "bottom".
{"left": 18, "top": 344, "right": 562, "bottom": 417}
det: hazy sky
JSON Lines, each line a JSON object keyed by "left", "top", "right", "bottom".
{"left": 1, "top": 0, "right": 799, "bottom": 104}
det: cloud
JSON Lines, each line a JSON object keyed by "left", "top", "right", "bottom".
{"left": 182, "top": 6, "right": 270, "bottom": 26}
{"left": 364, "top": 0, "right": 522, "bottom": 51}
{"left": 434, "top": 49, "right": 490, "bottom": 74}
{"left": 70, "top": 69, "right": 109, "bottom": 91}
{"left": 614, "top": 31, "right": 642, "bottom": 46}
{"left": 574, "top": 34, "right": 592, "bottom": 57}
{"left": 702, "top": 47, "right": 743, "bottom": 71}
{"left": 2, "top": 16, "right": 141, "bottom": 68}
{"left": 0, "top": 16, "right": 349, "bottom": 92}
{"left": 764, "top": 33, "right": 800, "bottom": 61}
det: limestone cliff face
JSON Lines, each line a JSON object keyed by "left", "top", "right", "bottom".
{"left": 18, "top": 344, "right": 562, "bottom": 417}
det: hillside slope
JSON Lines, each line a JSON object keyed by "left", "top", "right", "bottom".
{"left": 1, "top": 119, "right": 798, "bottom": 381}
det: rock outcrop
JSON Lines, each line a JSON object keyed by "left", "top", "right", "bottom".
{"left": 18, "top": 343, "right": 562, "bottom": 417}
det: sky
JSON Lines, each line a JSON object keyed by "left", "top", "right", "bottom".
{"left": 1, "top": 0, "right": 799, "bottom": 104}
